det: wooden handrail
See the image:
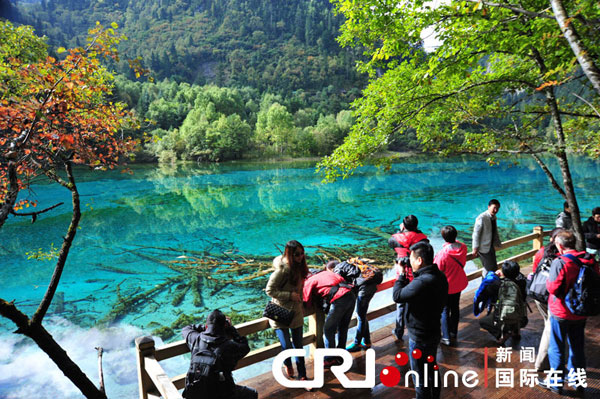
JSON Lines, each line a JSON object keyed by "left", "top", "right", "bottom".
{"left": 137, "top": 226, "right": 549, "bottom": 399}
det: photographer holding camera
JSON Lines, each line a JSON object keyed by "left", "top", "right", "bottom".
{"left": 388, "top": 215, "right": 429, "bottom": 341}
{"left": 181, "top": 309, "right": 258, "bottom": 399}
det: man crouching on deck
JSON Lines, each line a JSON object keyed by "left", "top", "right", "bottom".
{"left": 393, "top": 242, "right": 448, "bottom": 399}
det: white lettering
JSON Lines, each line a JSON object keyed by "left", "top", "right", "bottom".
{"left": 444, "top": 370, "right": 459, "bottom": 388}
{"left": 462, "top": 370, "right": 479, "bottom": 388}
{"left": 272, "top": 348, "right": 375, "bottom": 389}
{"left": 405, "top": 370, "right": 419, "bottom": 387}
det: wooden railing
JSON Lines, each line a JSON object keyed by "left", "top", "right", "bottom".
{"left": 135, "top": 226, "right": 549, "bottom": 399}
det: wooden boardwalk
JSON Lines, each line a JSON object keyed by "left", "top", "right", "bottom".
{"left": 241, "top": 268, "right": 600, "bottom": 399}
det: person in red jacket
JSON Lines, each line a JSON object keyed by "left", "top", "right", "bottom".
{"left": 530, "top": 227, "right": 563, "bottom": 371}
{"left": 302, "top": 263, "right": 355, "bottom": 367}
{"left": 388, "top": 215, "right": 429, "bottom": 341}
{"left": 433, "top": 225, "right": 467, "bottom": 346}
{"left": 539, "top": 231, "right": 599, "bottom": 394}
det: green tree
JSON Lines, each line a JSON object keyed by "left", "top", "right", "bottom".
{"left": 319, "top": 0, "right": 600, "bottom": 249}
{"left": 255, "top": 102, "right": 295, "bottom": 154}
{"left": 205, "top": 114, "right": 252, "bottom": 161}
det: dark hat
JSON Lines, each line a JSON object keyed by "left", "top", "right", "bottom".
{"left": 206, "top": 309, "right": 227, "bottom": 333}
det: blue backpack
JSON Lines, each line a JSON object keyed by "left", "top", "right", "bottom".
{"left": 562, "top": 254, "right": 600, "bottom": 316}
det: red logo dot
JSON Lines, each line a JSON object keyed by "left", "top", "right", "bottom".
{"left": 426, "top": 355, "right": 435, "bottom": 363}
{"left": 380, "top": 366, "right": 401, "bottom": 387}
{"left": 433, "top": 364, "right": 439, "bottom": 371}
{"left": 411, "top": 349, "right": 422, "bottom": 359}
{"left": 395, "top": 352, "right": 409, "bottom": 366}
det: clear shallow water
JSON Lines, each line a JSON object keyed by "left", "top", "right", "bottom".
{"left": 1, "top": 155, "right": 599, "bottom": 398}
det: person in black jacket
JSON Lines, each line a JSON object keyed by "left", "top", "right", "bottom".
{"left": 583, "top": 207, "right": 600, "bottom": 256}
{"left": 393, "top": 242, "right": 448, "bottom": 399}
{"left": 181, "top": 309, "right": 258, "bottom": 399}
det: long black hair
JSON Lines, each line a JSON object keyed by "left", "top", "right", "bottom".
{"left": 283, "top": 240, "right": 309, "bottom": 285}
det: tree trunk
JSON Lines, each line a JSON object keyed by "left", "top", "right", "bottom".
{"left": 543, "top": 86, "right": 585, "bottom": 250}
{"left": 0, "top": 163, "right": 19, "bottom": 229}
{"left": 0, "top": 299, "right": 107, "bottom": 399}
{"left": 550, "top": 0, "right": 600, "bottom": 97}
{"left": 32, "top": 162, "right": 80, "bottom": 324}
{"left": 532, "top": 47, "right": 585, "bottom": 249}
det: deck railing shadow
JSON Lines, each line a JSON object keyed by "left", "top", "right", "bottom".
{"left": 135, "top": 226, "right": 550, "bottom": 399}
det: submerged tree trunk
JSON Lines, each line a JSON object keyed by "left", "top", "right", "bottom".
{"left": 550, "top": 0, "right": 600, "bottom": 97}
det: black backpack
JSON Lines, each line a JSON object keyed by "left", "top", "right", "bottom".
{"left": 527, "top": 256, "right": 552, "bottom": 302}
{"left": 562, "top": 254, "right": 600, "bottom": 316}
{"left": 183, "top": 341, "right": 227, "bottom": 399}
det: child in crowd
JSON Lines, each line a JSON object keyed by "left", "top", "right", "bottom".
{"left": 476, "top": 260, "right": 528, "bottom": 345}
{"left": 434, "top": 225, "right": 467, "bottom": 346}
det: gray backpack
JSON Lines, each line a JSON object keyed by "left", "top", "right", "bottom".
{"left": 496, "top": 279, "right": 527, "bottom": 328}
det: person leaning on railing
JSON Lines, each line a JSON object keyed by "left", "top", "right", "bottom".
{"left": 265, "top": 240, "right": 310, "bottom": 383}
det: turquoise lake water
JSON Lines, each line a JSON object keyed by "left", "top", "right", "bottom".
{"left": 1, "top": 155, "right": 599, "bottom": 398}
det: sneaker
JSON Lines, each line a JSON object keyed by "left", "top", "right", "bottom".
{"left": 361, "top": 339, "right": 372, "bottom": 349}
{"left": 284, "top": 364, "right": 294, "bottom": 378}
{"left": 440, "top": 338, "right": 451, "bottom": 346}
{"left": 346, "top": 343, "right": 364, "bottom": 352}
{"left": 538, "top": 378, "right": 563, "bottom": 394}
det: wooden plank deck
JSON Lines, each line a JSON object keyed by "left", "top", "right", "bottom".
{"left": 240, "top": 266, "right": 600, "bottom": 398}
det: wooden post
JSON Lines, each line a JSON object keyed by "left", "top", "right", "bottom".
{"left": 136, "top": 336, "right": 155, "bottom": 399}
{"left": 308, "top": 307, "right": 325, "bottom": 358}
{"left": 533, "top": 226, "right": 544, "bottom": 251}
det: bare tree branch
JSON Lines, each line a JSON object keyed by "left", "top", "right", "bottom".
{"left": 10, "top": 202, "right": 64, "bottom": 223}
{"left": 571, "top": 92, "right": 600, "bottom": 118}
{"left": 31, "top": 162, "right": 80, "bottom": 325}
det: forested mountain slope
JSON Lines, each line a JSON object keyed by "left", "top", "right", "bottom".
{"left": 12, "top": 0, "right": 366, "bottom": 94}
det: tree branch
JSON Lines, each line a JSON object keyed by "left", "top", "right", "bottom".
{"left": 550, "top": 0, "right": 600, "bottom": 97}
{"left": 509, "top": 109, "right": 600, "bottom": 119}
{"left": 31, "top": 162, "right": 80, "bottom": 325}
{"left": 10, "top": 202, "right": 64, "bottom": 223}
{"left": 392, "top": 77, "right": 539, "bottom": 132}
{"left": 464, "top": 0, "right": 553, "bottom": 20}
{"left": 571, "top": 92, "right": 600, "bottom": 118}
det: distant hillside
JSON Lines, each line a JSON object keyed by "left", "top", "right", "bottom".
{"left": 12, "top": 0, "right": 367, "bottom": 95}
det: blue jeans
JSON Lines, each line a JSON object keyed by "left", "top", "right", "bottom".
{"left": 353, "top": 284, "right": 377, "bottom": 345}
{"left": 395, "top": 302, "right": 406, "bottom": 339}
{"left": 409, "top": 338, "right": 441, "bottom": 399}
{"left": 548, "top": 314, "right": 586, "bottom": 378}
{"left": 275, "top": 327, "right": 307, "bottom": 378}
{"left": 324, "top": 291, "right": 355, "bottom": 352}
{"left": 441, "top": 292, "right": 461, "bottom": 340}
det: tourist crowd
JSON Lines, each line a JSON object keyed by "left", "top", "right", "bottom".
{"left": 180, "top": 200, "right": 600, "bottom": 399}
